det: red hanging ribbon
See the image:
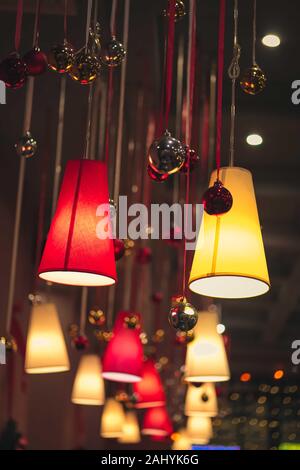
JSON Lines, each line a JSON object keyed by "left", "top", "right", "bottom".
{"left": 216, "top": 0, "right": 226, "bottom": 179}
{"left": 164, "top": 0, "right": 176, "bottom": 130}
{"left": 14, "top": 0, "right": 24, "bottom": 52}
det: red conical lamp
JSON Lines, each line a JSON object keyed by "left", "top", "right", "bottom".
{"left": 38, "top": 160, "right": 117, "bottom": 286}
{"left": 133, "top": 359, "right": 166, "bottom": 408}
{"left": 102, "top": 311, "right": 143, "bottom": 383}
{"left": 142, "top": 406, "right": 173, "bottom": 437}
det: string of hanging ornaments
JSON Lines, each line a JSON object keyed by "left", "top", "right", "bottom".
{"left": 188, "top": 0, "right": 270, "bottom": 300}
{"left": 240, "top": 0, "right": 267, "bottom": 95}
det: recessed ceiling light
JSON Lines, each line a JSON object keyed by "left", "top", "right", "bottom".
{"left": 246, "top": 134, "right": 263, "bottom": 146}
{"left": 262, "top": 34, "right": 281, "bottom": 48}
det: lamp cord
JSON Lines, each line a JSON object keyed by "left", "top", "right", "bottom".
{"left": 228, "top": 0, "right": 240, "bottom": 168}
{"left": 215, "top": 0, "right": 226, "bottom": 180}
{"left": 110, "top": 0, "right": 117, "bottom": 37}
{"left": 252, "top": 0, "right": 257, "bottom": 65}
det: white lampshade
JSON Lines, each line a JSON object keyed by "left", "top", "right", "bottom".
{"left": 100, "top": 398, "right": 125, "bottom": 438}
{"left": 118, "top": 412, "right": 141, "bottom": 444}
{"left": 185, "top": 311, "right": 230, "bottom": 383}
{"left": 71, "top": 354, "right": 105, "bottom": 405}
{"left": 185, "top": 383, "right": 218, "bottom": 417}
{"left": 172, "top": 429, "right": 191, "bottom": 450}
{"left": 25, "top": 303, "right": 70, "bottom": 374}
{"left": 189, "top": 167, "right": 270, "bottom": 299}
{"left": 187, "top": 416, "right": 213, "bottom": 444}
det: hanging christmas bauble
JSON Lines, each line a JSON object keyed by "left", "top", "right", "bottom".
{"left": 147, "top": 164, "right": 169, "bottom": 183}
{"left": 47, "top": 41, "right": 75, "bottom": 74}
{"left": 69, "top": 51, "right": 100, "bottom": 84}
{"left": 151, "top": 292, "right": 163, "bottom": 303}
{"left": 136, "top": 247, "right": 152, "bottom": 264}
{"left": 240, "top": 64, "right": 266, "bottom": 95}
{"left": 88, "top": 307, "right": 106, "bottom": 326}
{"left": 72, "top": 334, "right": 89, "bottom": 351}
{"left": 101, "top": 37, "right": 126, "bottom": 67}
{"left": 23, "top": 47, "right": 48, "bottom": 76}
{"left": 124, "top": 313, "right": 140, "bottom": 330}
{"left": 168, "top": 297, "right": 198, "bottom": 332}
{"left": 0, "top": 52, "right": 27, "bottom": 89}
{"left": 114, "top": 238, "right": 125, "bottom": 260}
{"left": 163, "top": 1, "right": 186, "bottom": 22}
{"left": 0, "top": 335, "right": 17, "bottom": 352}
{"left": 148, "top": 130, "right": 185, "bottom": 175}
{"left": 15, "top": 131, "right": 37, "bottom": 159}
{"left": 94, "top": 329, "right": 113, "bottom": 342}
{"left": 202, "top": 179, "right": 233, "bottom": 216}
{"left": 180, "top": 147, "right": 200, "bottom": 174}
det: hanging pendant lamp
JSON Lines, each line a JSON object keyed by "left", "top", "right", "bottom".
{"left": 184, "top": 310, "right": 230, "bottom": 383}
{"left": 185, "top": 383, "right": 218, "bottom": 417}
{"left": 102, "top": 311, "right": 143, "bottom": 383}
{"left": 187, "top": 416, "right": 213, "bottom": 445}
{"left": 25, "top": 303, "right": 70, "bottom": 374}
{"left": 38, "top": 160, "right": 117, "bottom": 287}
{"left": 133, "top": 359, "right": 166, "bottom": 408}
{"left": 71, "top": 354, "right": 105, "bottom": 405}
{"left": 142, "top": 406, "right": 173, "bottom": 437}
{"left": 100, "top": 398, "right": 126, "bottom": 438}
{"left": 189, "top": 167, "right": 270, "bottom": 299}
{"left": 118, "top": 411, "right": 141, "bottom": 444}
{"left": 172, "top": 429, "right": 191, "bottom": 451}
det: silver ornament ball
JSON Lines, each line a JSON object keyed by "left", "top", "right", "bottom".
{"left": 148, "top": 130, "right": 185, "bottom": 175}
{"left": 168, "top": 297, "right": 198, "bottom": 332}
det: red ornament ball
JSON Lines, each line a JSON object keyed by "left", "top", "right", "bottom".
{"left": 180, "top": 147, "right": 200, "bottom": 174}
{"left": 72, "top": 334, "right": 89, "bottom": 351}
{"left": 0, "top": 52, "right": 27, "bottom": 89}
{"left": 23, "top": 47, "right": 48, "bottom": 76}
{"left": 114, "top": 238, "right": 125, "bottom": 260}
{"left": 202, "top": 179, "right": 233, "bottom": 215}
{"left": 151, "top": 292, "right": 163, "bottom": 303}
{"left": 147, "top": 164, "right": 169, "bottom": 183}
{"left": 136, "top": 247, "right": 152, "bottom": 264}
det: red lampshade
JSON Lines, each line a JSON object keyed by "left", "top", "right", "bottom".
{"left": 38, "top": 160, "right": 117, "bottom": 286}
{"left": 102, "top": 311, "right": 143, "bottom": 383}
{"left": 142, "top": 407, "right": 173, "bottom": 437}
{"left": 133, "top": 359, "right": 166, "bottom": 408}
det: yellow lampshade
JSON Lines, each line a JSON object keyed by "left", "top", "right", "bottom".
{"left": 71, "top": 354, "right": 105, "bottom": 405}
{"left": 185, "top": 311, "right": 230, "bottom": 383}
{"left": 189, "top": 167, "right": 270, "bottom": 299}
{"left": 172, "top": 429, "right": 191, "bottom": 450}
{"left": 25, "top": 303, "right": 70, "bottom": 374}
{"left": 187, "top": 416, "right": 213, "bottom": 444}
{"left": 100, "top": 398, "right": 125, "bottom": 438}
{"left": 118, "top": 412, "right": 141, "bottom": 444}
{"left": 185, "top": 383, "right": 218, "bottom": 417}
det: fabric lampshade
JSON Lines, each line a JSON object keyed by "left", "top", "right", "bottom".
{"left": 142, "top": 407, "right": 173, "bottom": 437}
{"left": 189, "top": 167, "right": 270, "bottom": 299}
{"left": 187, "top": 416, "right": 213, "bottom": 444}
{"left": 133, "top": 359, "right": 166, "bottom": 408}
{"left": 71, "top": 354, "right": 105, "bottom": 405}
{"left": 102, "top": 311, "right": 143, "bottom": 383}
{"left": 25, "top": 303, "right": 70, "bottom": 374}
{"left": 185, "top": 383, "right": 218, "bottom": 417}
{"left": 185, "top": 311, "right": 230, "bottom": 383}
{"left": 38, "top": 160, "right": 117, "bottom": 287}
{"left": 100, "top": 398, "right": 125, "bottom": 438}
{"left": 118, "top": 412, "right": 141, "bottom": 444}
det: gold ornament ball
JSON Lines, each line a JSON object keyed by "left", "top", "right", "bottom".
{"left": 240, "top": 64, "right": 266, "bottom": 95}
{"left": 15, "top": 131, "right": 37, "bottom": 159}
{"left": 47, "top": 41, "right": 75, "bottom": 74}
{"left": 88, "top": 308, "right": 106, "bottom": 326}
{"left": 69, "top": 51, "right": 100, "bottom": 85}
{"left": 0, "top": 335, "right": 17, "bottom": 352}
{"left": 101, "top": 37, "right": 126, "bottom": 67}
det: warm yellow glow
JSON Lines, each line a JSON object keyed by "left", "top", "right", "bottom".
{"left": 71, "top": 355, "right": 105, "bottom": 405}
{"left": 246, "top": 134, "right": 263, "bottom": 146}
{"left": 274, "top": 369, "right": 284, "bottom": 380}
{"left": 185, "top": 383, "right": 218, "bottom": 417}
{"left": 118, "top": 412, "right": 141, "bottom": 444}
{"left": 240, "top": 372, "right": 251, "bottom": 382}
{"left": 185, "top": 311, "right": 230, "bottom": 383}
{"left": 39, "top": 271, "right": 116, "bottom": 287}
{"left": 25, "top": 303, "right": 70, "bottom": 374}
{"left": 262, "top": 34, "right": 281, "bottom": 47}
{"left": 217, "top": 323, "right": 225, "bottom": 334}
{"left": 187, "top": 416, "right": 213, "bottom": 444}
{"left": 172, "top": 429, "right": 191, "bottom": 450}
{"left": 189, "top": 167, "right": 270, "bottom": 299}
{"left": 100, "top": 398, "right": 125, "bottom": 438}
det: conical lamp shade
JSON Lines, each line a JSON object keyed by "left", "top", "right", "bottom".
{"left": 100, "top": 398, "right": 125, "bottom": 438}
{"left": 172, "top": 429, "right": 191, "bottom": 450}
{"left": 102, "top": 311, "right": 143, "bottom": 383}
{"left": 71, "top": 354, "right": 105, "bottom": 405}
{"left": 133, "top": 359, "right": 166, "bottom": 408}
{"left": 25, "top": 303, "right": 70, "bottom": 374}
{"left": 118, "top": 412, "right": 141, "bottom": 444}
{"left": 187, "top": 416, "right": 213, "bottom": 444}
{"left": 189, "top": 167, "right": 270, "bottom": 299}
{"left": 38, "top": 160, "right": 117, "bottom": 287}
{"left": 185, "top": 311, "right": 230, "bottom": 383}
{"left": 185, "top": 383, "right": 218, "bottom": 417}
{"left": 142, "top": 407, "right": 173, "bottom": 437}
